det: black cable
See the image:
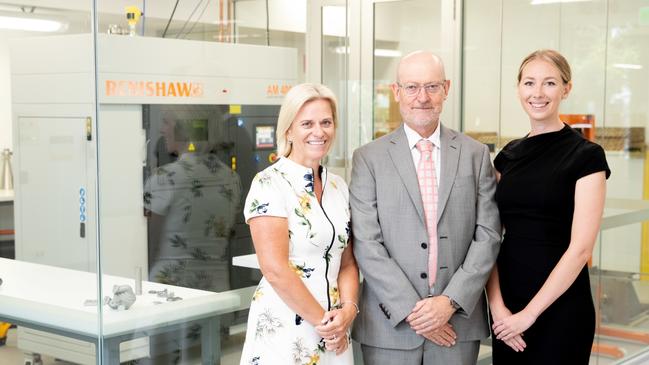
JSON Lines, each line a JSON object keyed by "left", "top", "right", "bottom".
{"left": 183, "top": 0, "right": 211, "bottom": 39}
{"left": 177, "top": 0, "right": 203, "bottom": 38}
{"left": 162, "top": 0, "right": 181, "bottom": 38}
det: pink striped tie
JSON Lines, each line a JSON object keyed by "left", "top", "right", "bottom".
{"left": 416, "top": 139, "right": 438, "bottom": 287}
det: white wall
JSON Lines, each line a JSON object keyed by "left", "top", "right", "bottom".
{"left": 0, "top": 36, "right": 12, "bottom": 152}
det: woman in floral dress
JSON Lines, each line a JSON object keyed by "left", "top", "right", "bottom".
{"left": 240, "top": 83, "right": 359, "bottom": 365}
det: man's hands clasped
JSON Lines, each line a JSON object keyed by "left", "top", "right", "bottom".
{"left": 407, "top": 295, "right": 457, "bottom": 347}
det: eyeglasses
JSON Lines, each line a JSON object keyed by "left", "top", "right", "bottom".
{"left": 398, "top": 81, "right": 446, "bottom": 96}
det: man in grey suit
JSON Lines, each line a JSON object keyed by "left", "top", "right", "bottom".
{"left": 350, "top": 51, "right": 501, "bottom": 364}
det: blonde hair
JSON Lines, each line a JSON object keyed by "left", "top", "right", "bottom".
{"left": 518, "top": 49, "right": 572, "bottom": 84}
{"left": 276, "top": 83, "right": 338, "bottom": 157}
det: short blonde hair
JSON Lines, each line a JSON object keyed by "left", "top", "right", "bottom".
{"left": 276, "top": 83, "right": 339, "bottom": 157}
{"left": 518, "top": 49, "right": 572, "bottom": 84}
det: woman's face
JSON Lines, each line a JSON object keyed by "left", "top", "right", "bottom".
{"left": 518, "top": 59, "right": 571, "bottom": 125}
{"left": 160, "top": 118, "right": 179, "bottom": 153}
{"left": 286, "top": 99, "right": 335, "bottom": 168}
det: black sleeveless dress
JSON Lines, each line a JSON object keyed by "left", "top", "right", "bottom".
{"left": 492, "top": 124, "right": 610, "bottom": 364}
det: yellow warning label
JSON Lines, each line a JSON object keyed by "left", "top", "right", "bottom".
{"left": 229, "top": 105, "right": 242, "bottom": 114}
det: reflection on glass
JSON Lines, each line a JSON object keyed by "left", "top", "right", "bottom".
{"left": 144, "top": 117, "right": 242, "bottom": 360}
{"left": 145, "top": 114, "right": 242, "bottom": 294}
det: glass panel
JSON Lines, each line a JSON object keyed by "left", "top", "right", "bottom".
{"left": 322, "top": 4, "right": 348, "bottom": 168}
{"left": 372, "top": 0, "right": 443, "bottom": 139}
{"left": 464, "top": 0, "right": 649, "bottom": 363}
{"left": 235, "top": 0, "right": 307, "bottom": 83}
{"left": 91, "top": 1, "right": 318, "bottom": 364}
{"left": 0, "top": 2, "right": 101, "bottom": 365}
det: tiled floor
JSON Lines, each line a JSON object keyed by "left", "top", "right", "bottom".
{"left": 0, "top": 329, "right": 66, "bottom": 365}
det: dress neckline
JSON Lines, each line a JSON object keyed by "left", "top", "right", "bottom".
{"left": 501, "top": 123, "right": 576, "bottom": 160}
{"left": 275, "top": 157, "right": 327, "bottom": 194}
{"left": 523, "top": 123, "right": 571, "bottom": 141}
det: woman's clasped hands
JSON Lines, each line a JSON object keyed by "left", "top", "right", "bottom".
{"left": 491, "top": 306, "right": 536, "bottom": 353}
{"left": 315, "top": 304, "right": 358, "bottom": 355}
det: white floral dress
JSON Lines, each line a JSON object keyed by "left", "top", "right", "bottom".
{"left": 240, "top": 157, "right": 354, "bottom": 365}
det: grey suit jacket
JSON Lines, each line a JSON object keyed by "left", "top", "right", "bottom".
{"left": 350, "top": 124, "right": 501, "bottom": 350}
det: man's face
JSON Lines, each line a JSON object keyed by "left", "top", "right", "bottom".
{"left": 391, "top": 54, "right": 450, "bottom": 130}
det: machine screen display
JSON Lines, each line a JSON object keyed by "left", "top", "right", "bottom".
{"left": 255, "top": 125, "right": 276, "bottom": 149}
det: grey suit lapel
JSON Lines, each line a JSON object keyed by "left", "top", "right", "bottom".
{"left": 388, "top": 126, "right": 425, "bottom": 225}
{"left": 437, "top": 125, "right": 460, "bottom": 223}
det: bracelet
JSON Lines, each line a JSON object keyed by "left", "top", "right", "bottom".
{"left": 340, "top": 301, "right": 360, "bottom": 314}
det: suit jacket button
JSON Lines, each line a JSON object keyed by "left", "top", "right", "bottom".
{"left": 421, "top": 242, "right": 427, "bottom": 249}
{"left": 420, "top": 272, "right": 428, "bottom": 279}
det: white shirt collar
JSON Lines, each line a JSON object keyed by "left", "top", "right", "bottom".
{"left": 403, "top": 122, "right": 441, "bottom": 150}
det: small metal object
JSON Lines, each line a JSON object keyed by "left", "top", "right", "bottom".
{"left": 106, "top": 285, "right": 137, "bottom": 310}
{"left": 1, "top": 149, "right": 13, "bottom": 191}
{"left": 134, "top": 267, "right": 142, "bottom": 295}
{"left": 156, "top": 289, "right": 168, "bottom": 298}
{"left": 147, "top": 288, "right": 182, "bottom": 302}
{"left": 85, "top": 117, "right": 92, "bottom": 141}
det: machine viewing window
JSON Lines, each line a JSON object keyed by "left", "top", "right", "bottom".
{"left": 254, "top": 125, "right": 276, "bottom": 149}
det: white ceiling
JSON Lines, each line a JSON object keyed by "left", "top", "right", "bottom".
{"left": 0, "top": 0, "right": 312, "bottom": 39}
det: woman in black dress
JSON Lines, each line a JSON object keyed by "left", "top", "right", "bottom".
{"left": 487, "top": 49, "right": 610, "bottom": 364}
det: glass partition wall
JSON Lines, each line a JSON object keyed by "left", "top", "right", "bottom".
{"left": 0, "top": 1, "right": 335, "bottom": 364}
{"left": 0, "top": 2, "right": 103, "bottom": 365}
{"left": 2, "top": 0, "right": 649, "bottom": 364}
{"left": 93, "top": 1, "right": 316, "bottom": 364}
{"left": 464, "top": 0, "right": 649, "bottom": 363}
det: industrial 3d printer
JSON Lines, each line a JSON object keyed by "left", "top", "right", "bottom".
{"left": 9, "top": 34, "right": 296, "bottom": 364}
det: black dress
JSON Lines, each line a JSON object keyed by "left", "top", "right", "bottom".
{"left": 492, "top": 124, "right": 611, "bottom": 364}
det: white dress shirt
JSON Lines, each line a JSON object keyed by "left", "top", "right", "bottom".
{"left": 403, "top": 122, "right": 441, "bottom": 189}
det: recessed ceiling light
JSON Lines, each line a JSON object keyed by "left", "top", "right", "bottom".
{"left": 0, "top": 15, "right": 64, "bottom": 32}
{"left": 613, "top": 63, "right": 643, "bottom": 70}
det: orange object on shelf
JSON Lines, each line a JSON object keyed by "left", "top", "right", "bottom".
{"left": 560, "top": 114, "right": 595, "bottom": 142}
{"left": 0, "top": 229, "right": 14, "bottom": 236}
{"left": 591, "top": 343, "right": 625, "bottom": 359}
{"left": 598, "top": 326, "right": 649, "bottom": 344}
